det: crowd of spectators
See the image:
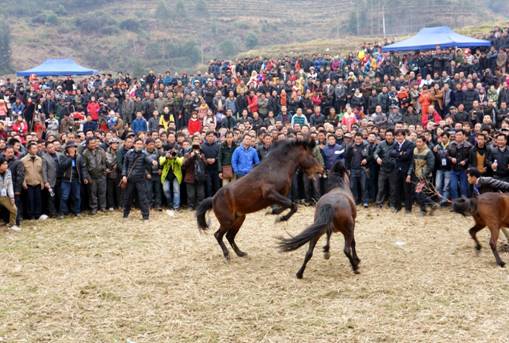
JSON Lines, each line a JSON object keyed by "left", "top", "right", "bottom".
{"left": 1, "top": 25, "right": 509, "bottom": 231}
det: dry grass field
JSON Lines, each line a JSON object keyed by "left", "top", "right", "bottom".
{"left": 1, "top": 206, "right": 509, "bottom": 342}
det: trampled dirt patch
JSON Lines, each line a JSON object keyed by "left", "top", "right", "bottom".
{"left": 1, "top": 207, "right": 508, "bottom": 342}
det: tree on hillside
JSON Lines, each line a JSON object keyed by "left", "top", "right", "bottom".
{"left": 245, "top": 33, "right": 258, "bottom": 49}
{"left": 195, "top": 0, "right": 209, "bottom": 16}
{"left": 0, "top": 21, "right": 13, "bottom": 75}
{"left": 219, "top": 40, "right": 237, "bottom": 57}
{"left": 155, "top": 0, "right": 171, "bottom": 20}
{"left": 176, "top": 1, "right": 186, "bottom": 18}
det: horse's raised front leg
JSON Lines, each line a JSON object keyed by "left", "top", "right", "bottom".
{"left": 263, "top": 189, "right": 297, "bottom": 222}
{"left": 469, "top": 224, "right": 484, "bottom": 251}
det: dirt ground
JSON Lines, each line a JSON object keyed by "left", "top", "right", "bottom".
{"left": 1, "top": 206, "right": 508, "bottom": 343}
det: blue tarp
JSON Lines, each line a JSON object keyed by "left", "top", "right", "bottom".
{"left": 16, "top": 58, "right": 98, "bottom": 77}
{"left": 382, "top": 26, "right": 491, "bottom": 52}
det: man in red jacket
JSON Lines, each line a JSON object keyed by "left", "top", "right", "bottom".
{"left": 86, "top": 96, "right": 101, "bottom": 121}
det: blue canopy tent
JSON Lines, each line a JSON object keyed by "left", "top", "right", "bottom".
{"left": 16, "top": 58, "right": 98, "bottom": 77}
{"left": 382, "top": 26, "right": 491, "bottom": 52}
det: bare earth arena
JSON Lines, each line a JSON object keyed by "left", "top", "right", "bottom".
{"left": 1, "top": 206, "right": 508, "bottom": 342}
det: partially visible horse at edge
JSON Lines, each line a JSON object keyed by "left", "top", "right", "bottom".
{"left": 453, "top": 192, "right": 509, "bottom": 267}
{"left": 278, "top": 161, "right": 360, "bottom": 279}
{"left": 196, "top": 140, "right": 324, "bottom": 260}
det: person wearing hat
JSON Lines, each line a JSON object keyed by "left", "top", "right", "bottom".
{"left": 58, "top": 140, "right": 83, "bottom": 218}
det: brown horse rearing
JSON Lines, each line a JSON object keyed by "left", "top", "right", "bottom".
{"left": 196, "top": 140, "right": 324, "bottom": 260}
{"left": 278, "top": 161, "right": 359, "bottom": 279}
{"left": 453, "top": 192, "right": 509, "bottom": 267}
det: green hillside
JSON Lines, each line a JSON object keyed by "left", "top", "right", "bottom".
{"left": 0, "top": 0, "right": 507, "bottom": 75}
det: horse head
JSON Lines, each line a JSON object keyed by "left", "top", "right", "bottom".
{"left": 297, "top": 140, "right": 324, "bottom": 179}
{"left": 326, "top": 161, "right": 350, "bottom": 192}
{"left": 451, "top": 196, "right": 476, "bottom": 216}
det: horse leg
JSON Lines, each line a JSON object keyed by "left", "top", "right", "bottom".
{"left": 226, "top": 215, "right": 247, "bottom": 257}
{"left": 263, "top": 189, "right": 297, "bottom": 222}
{"left": 343, "top": 228, "right": 359, "bottom": 274}
{"left": 266, "top": 205, "right": 286, "bottom": 216}
{"left": 488, "top": 226, "right": 505, "bottom": 267}
{"left": 214, "top": 226, "right": 231, "bottom": 260}
{"left": 277, "top": 202, "right": 298, "bottom": 222}
{"left": 296, "top": 236, "right": 319, "bottom": 279}
{"left": 351, "top": 237, "right": 361, "bottom": 265}
{"left": 323, "top": 230, "right": 331, "bottom": 260}
{"left": 469, "top": 224, "right": 484, "bottom": 251}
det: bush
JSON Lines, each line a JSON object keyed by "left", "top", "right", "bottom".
{"left": 245, "top": 33, "right": 258, "bottom": 49}
{"left": 75, "top": 13, "right": 117, "bottom": 33}
{"left": 219, "top": 40, "right": 237, "bottom": 57}
{"left": 120, "top": 19, "right": 141, "bottom": 32}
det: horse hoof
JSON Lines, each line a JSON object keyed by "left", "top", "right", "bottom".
{"left": 237, "top": 251, "right": 248, "bottom": 257}
{"left": 475, "top": 245, "right": 482, "bottom": 251}
{"left": 323, "top": 252, "right": 330, "bottom": 260}
{"left": 353, "top": 270, "right": 361, "bottom": 274}
{"left": 498, "top": 262, "right": 506, "bottom": 268}
{"left": 296, "top": 272, "right": 303, "bottom": 279}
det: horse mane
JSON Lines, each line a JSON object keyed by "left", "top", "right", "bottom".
{"left": 267, "top": 140, "right": 315, "bottom": 160}
{"left": 325, "top": 161, "right": 349, "bottom": 193}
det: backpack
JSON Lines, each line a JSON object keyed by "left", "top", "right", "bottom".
{"left": 194, "top": 158, "right": 207, "bottom": 183}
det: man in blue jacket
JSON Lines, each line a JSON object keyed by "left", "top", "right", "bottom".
{"left": 322, "top": 134, "right": 345, "bottom": 171}
{"left": 131, "top": 111, "right": 148, "bottom": 134}
{"left": 231, "top": 135, "right": 260, "bottom": 177}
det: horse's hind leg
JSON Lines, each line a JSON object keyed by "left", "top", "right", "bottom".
{"left": 351, "top": 237, "right": 361, "bottom": 265}
{"left": 214, "top": 227, "right": 231, "bottom": 260}
{"left": 343, "top": 228, "right": 359, "bottom": 274}
{"left": 296, "top": 236, "right": 319, "bottom": 279}
{"left": 226, "top": 215, "right": 247, "bottom": 257}
{"left": 488, "top": 226, "right": 505, "bottom": 267}
{"left": 323, "top": 230, "right": 331, "bottom": 260}
{"left": 469, "top": 223, "right": 484, "bottom": 251}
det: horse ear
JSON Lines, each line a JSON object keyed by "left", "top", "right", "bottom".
{"left": 307, "top": 140, "right": 316, "bottom": 150}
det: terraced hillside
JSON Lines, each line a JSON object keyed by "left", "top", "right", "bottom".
{"left": 1, "top": 0, "right": 507, "bottom": 74}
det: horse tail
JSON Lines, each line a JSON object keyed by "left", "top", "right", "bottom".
{"left": 278, "top": 204, "right": 334, "bottom": 252}
{"left": 196, "top": 197, "right": 213, "bottom": 231}
{"left": 452, "top": 197, "right": 478, "bottom": 217}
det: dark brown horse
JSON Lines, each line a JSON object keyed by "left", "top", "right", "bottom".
{"left": 453, "top": 192, "right": 509, "bottom": 267}
{"left": 278, "top": 162, "right": 359, "bottom": 279}
{"left": 196, "top": 140, "right": 324, "bottom": 260}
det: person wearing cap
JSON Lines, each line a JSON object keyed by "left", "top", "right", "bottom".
{"left": 388, "top": 105, "right": 403, "bottom": 128}
{"left": 58, "top": 140, "right": 83, "bottom": 218}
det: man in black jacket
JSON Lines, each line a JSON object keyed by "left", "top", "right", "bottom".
{"left": 374, "top": 130, "right": 395, "bottom": 207}
{"left": 388, "top": 129, "right": 415, "bottom": 213}
{"left": 4, "top": 146, "right": 24, "bottom": 225}
{"left": 58, "top": 141, "right": 83, "bottom": 217}
{"left": 345, "top": 133, "right": 369, "bottom": 207}
{"left": 121, "top": 138, "right": 157, "bottom": 220}
{"left": 201, "top": 131, "right": 221, "bottom": 197}
{"left": 488, "top": 133, "right": 509, "bottom": 182}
